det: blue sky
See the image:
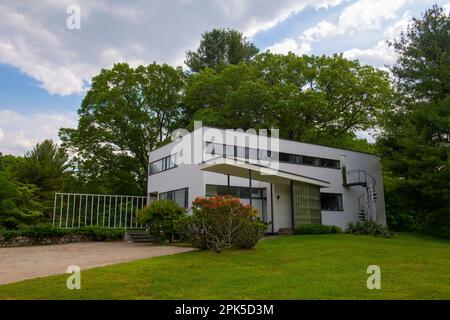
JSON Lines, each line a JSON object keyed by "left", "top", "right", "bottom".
{"left": 0, "top": 0, "right": 449, "bottom": 155}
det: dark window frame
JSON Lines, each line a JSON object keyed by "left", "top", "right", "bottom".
{"left": 205, "top": 184, "right": 266, "bottom": 200}
{"left": 149, "top": 154, "right": 178, "bottom": 175}
{"left": 204, "top": 141, "right": 341, "bottom": 170}
{"left": 159, "top": 187, "right": 189, "bottom": 208}
{"left": 320, "top": 193, "right": 344, "bottom": 211}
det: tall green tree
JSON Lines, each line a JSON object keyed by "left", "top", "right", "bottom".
{"left": 0, "top": 153, "right": 43, "bottom": 229}
{"left": 15, "top": 140, "right": 69, "bottom": 215}
{"left": 59, "top": 63, "right": 185, "bottom": 195}
{"left": 185, "top": 52, "right": 392, "bottom": 149}
{"left": 185, "top": 28, "right": 259, "bottom": 72}
{"left": 377, "top": 5, "right": 450, "bottom": 235}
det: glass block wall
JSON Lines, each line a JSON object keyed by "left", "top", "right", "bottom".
{"left": 292, "top": 182, "right": 321, "bottom": 226}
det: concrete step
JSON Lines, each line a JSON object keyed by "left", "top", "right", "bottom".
{"left": 277, "top": 228, "right": 293, "bottom": 235}
{"left": 125, "top": 231, "right": 160, "bottom": 243}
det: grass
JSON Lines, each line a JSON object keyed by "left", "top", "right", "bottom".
{"left": 0, "top": 233, "right": 449, "bottom": 299}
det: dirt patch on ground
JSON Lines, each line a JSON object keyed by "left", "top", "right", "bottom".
{"left": 0, "top": 241, "right": 195, "bottom": 285}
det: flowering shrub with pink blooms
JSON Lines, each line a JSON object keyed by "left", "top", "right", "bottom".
{"left": 178, "top": 195, "right": 267, "bottom": 252}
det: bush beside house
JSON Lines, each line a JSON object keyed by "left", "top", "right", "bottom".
{"left": 346, "top": 220, "right": 393, "bottom": 238}
{"left": 137, "top": 200, "right": 184, "bottom": 242}
{"left": 294, "top": 224, "right": 343, "bottom": 235}
{"left": 178, "top": 195, "right": 267, "bottom": 252}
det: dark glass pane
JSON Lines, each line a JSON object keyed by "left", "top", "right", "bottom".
{"left": 206, "top": 185, "right": 218, "bottom": 196}
{"left": 320, "top": 193, "right": 343, "bottom": 211}
{"left": 279, "top": 153, "right": 290, "bottom": 162}
{"left": 320, "top": 158, "right": 340, "bottom": 169}
{"left": 302, "top": 156, "right": 315, "bottom": 165}
{"left": 150, "top": 159, "right": 163, "bottom": 174}
{"left": 159, "top": 192, "right": 168, "bottom": 200}
{"left": 167, "top": 154, "right": 177, "bottom": 169}
{"left": 174, "top": 189, "right": 186, "bottom": 208}
{"left": 240, "top": 187, "right": 251, "bottom": 198}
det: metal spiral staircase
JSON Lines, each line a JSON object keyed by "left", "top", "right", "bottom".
{"left": 343, "top": 169, "right": 378, "bottom": 222}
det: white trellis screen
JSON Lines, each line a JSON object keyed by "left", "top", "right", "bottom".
{"left": 52, "top": 193, "right": 148, "bottom": 229}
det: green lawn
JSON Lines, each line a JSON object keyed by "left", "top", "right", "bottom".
{"left": 1, "top": 233, "right": 449, "bottom": 299}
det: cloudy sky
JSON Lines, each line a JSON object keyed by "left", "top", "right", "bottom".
{"left": 1, "top": 0, "right": 449, "bottom": 155}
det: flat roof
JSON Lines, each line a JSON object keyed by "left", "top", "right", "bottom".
{"left": 199, "top": 157, "right": 330, "bottom": 188}
{"left": 149, "top": 126, "right": 379, "bottom": 158}
{"left": 200, "top": 126, "right": 378, "bottom": 157}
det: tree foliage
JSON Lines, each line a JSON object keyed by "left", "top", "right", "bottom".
{"left": 377, "top": 5, "right": 450, "bottom": 235}
{"left": 59, "top": 63, "right": 185, "bottom": 195}
{"left": 0, "top": 154, "right": 43, "bottom": 229}
{"left": 185, "top": 28, "right": 259, "bottom": 72}
{"left": 14, "top": 140, "right": 69, "bottom": 216}
{"left": 185, "top": 53, "right": 392, "bottom": 149}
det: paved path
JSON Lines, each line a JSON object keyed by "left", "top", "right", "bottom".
{"left": 0, "top": 242, "right": 195, "bottom": 285}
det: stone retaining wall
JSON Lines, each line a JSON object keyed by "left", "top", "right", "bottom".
{"left": 0, "top": 234, "right": 93, "bottom": 247}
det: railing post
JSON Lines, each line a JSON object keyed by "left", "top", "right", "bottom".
{"left": 90, "top": 196, "right": 94, "bottom": 226}
{"left": 114, "top": 196, "right": 118, "bottom": 228}
{"left": 96, "top": 196, "right": 100, "bottom": 226}
{"left": 125, "top": 197, "right": 128, "bottom": 230}
{"left": 59, "top": 193, "right": 63, "bottom": 228}
{"left": 85, "top": 195, "right": 88, "bottom": 226}
{"left": 103, "top": 196, "right": 106, "bottom": 227}
{"left": 71, "top": 194, "right": 76, "bottom": 228}
{"left": 78, "top": 194, "right": 82, "bottom": 228}
{"left": 130, "top": 197, "right": 133, "bottom": 229}
{"left": 65, "top": 194, "right": 70, "bottom": 228}
{"left": 108, "top": 196, "right": 112, "bottom": 228}
{"left": 120, "top": 197, "right": 123, "bottom": 227}
{"left": 52, "top": 193, "right": 57, "bottom": 227}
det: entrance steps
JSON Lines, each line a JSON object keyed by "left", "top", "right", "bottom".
{"left": 125, "top": 231, "right": 159, "bottom": 243}
{"left": 277, "top": 228, "right": 294, "bottom": 235}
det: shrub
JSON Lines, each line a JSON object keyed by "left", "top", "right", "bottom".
{"left": 179, "top": 195, "right": 267, "bottom": 252}
{"left": 77, "top": 226, "right": 125, "bottom": 241}
{"left": 417, "top": 224, "right": 450, "bottom": 240}
{"left": 233, "top": 217, "right": 268, "bottom": 248}
{"left": 346, "top": 220, "right": 393, "bottom": 238}
{"left": 294, "top": 224, "right": 343, "bottom": 235}
{"left": 138, "top": 200, "right": 185, "bottom": 242}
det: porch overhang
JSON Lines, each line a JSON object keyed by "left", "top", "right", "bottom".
{"left": 199, "top": 157, "right": 330, "bottom": 188}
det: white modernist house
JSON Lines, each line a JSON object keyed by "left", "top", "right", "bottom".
{"left": 147, "top": 126, "right": 386, "bottom": 233}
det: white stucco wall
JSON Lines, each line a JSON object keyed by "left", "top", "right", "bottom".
{"left": 147, "top": 127, "right": 386, "bottom": 230}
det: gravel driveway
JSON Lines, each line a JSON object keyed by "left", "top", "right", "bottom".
{"left": 0, "top": 242, "right": 195, "bottom": 285}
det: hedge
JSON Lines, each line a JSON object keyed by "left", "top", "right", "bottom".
{"left": 0, "top": 224, "right": 142, "bottom": 241}
{"left": 294, "top": 224, "right": 344, "bottom": 235}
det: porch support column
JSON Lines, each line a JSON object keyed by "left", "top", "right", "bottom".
{"left": 290, "top": 180, "right": 295, "bottom": 230}
{"left": 227, "top": 174, "right": 230, "bottom": 194}
{"left": 248, "top": 169, "right": 252, "bottom": 206}
{"left": 270, "top": 183, "right": 274, "bottom": 234}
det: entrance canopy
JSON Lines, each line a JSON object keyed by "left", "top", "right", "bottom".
{"left": 199, "top": 157, "right": 330, "bottom": 188}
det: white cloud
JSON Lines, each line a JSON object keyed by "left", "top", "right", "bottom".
{"left": 343, "top": 11, "right": 413, "bottom": 69}
{"left": 300, "top": 0, "right": 407, "bottom": 46}
{"left": 343, "top": 40, "right": 397, "bottom": 70}
{"left": 265, "top": 0, "right": 410, "bottom": 66}
{"left": 300, "top": 0, "right": 407, "bottom": 42}
{"left": 0, "top": 0, "right": 344, "bottom": 96}
{"left": 443, "top": 1, "right": 450, "bottom": 12}
{"left": 266, "top": 38, "right": 311, "bottom": 55}
{"left": 0, "top": 110, "right": 77, "bottom": 155}
{"left": 338, "top": 0, "right": 407, "bottom": 33}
